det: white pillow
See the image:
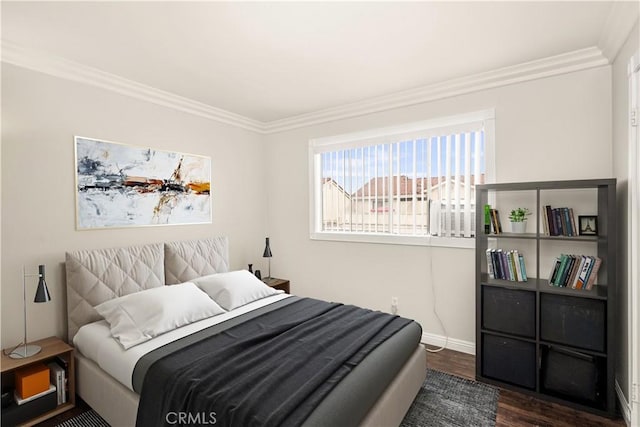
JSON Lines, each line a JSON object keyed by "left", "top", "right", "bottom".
{"left": 192, "top": 270, "right": 281, "bottom": 311}
{"left": 95, "top": 282, "right": 226, "bottom": 349}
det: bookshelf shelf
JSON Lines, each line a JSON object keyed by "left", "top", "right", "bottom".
{"left": 475, "top": 179, "right": 616, "bottom": 418}
{"left": 538, "top": 235, "right": 599, "bottom": 242}
{"left": 485, "top": 232, "right": 538, "bottom": 239}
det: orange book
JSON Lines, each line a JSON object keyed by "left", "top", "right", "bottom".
{"left": 15, "top": 363, "right": 50, "bottom": 399}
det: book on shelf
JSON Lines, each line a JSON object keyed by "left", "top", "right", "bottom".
{"left": 54, "top": 355, "right": 69, "bottom": 401}
{"left": 548, "top": 257, "right": 561, "bottom": 282}
{"left": 490, "top": 209, "right": 503, "bottom": 234}
{"left": 485, "top": 249, "right": 495, "bottom": 279}
{"left": 549, "top": 255, "right": 601, "bottom": 289}
{"left": 14, "top": 384, "right": 55, "bottom": 405}
{"left": 512, "top": 250, "right": 523, "bottom": 281}
{"left": 486, "top": 248, "right": 527, "bottom": 282}
{"left": 518, "top": 254, "right": 528, "bottom": 281}
{"left": 47, "top": 360, "right": 66, "bottom": 405}
{"left": 570, "top": 256, "right": 587, "bottom": 289}
{"left": 584, "top": 257, "right": 602, "bottom": 290}
{"left": 543, "top": 205, "right": 579, "bottom": 236}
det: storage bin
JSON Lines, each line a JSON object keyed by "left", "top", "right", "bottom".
{"left": 541, "top": 345, "right": 605, "bottom": 406}
{"left": 482, "top": 334, "right": 536, "bottom": 389}
{"left": 482, "top": 287, "right": 535, "bottom": 338}
{"left": 15, "top": 363, "right": 49, "bottom": 399}
{"left": 540, "top": 294, "right": 605, "bottom": 352}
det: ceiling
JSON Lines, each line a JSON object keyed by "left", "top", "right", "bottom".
{"left": 1, "top": 1, "right": 635, "bottom": 126}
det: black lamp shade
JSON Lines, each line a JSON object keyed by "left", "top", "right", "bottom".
{"left": 34, "top": 265, "right": 51, "bottom": 303}
{"left": 263, "top": 237, "right": 272, "bottom": 258}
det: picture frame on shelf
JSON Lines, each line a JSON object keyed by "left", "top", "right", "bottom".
{"left": 578, "top": 215, "right": 598, "bottom": 236}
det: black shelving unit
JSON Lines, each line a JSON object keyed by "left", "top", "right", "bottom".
{"left": 475, "top": 179, "right": 616, "bottom": 417}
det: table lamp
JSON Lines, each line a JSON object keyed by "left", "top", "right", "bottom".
{"left": 5, "top": 265, "right": 52, "bottom": 359}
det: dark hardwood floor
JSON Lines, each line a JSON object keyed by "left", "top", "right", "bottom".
{"left": 425, "top": 346, "right": 626, "bottom": 427}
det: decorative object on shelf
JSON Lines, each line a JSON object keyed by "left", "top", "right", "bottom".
{"left": 262, "top": 237, "right": 273, "bottom": 279}
{"left": 578, "top": 215, "right": 598, "bottom": 236}
{"left": 508, "top": 207, "right": 530, "bottom": 233}
{"left": 5, "top": 265, "right": 51, "bottom": 359}
{"left": 75, "top": 136, "right": 211, "bottom": 229}
{"left": 248, "top": 264, "right": 253, "bottom": 274}
{"left": 483, "top": 205, "right": 491, "bottom": 234}
{"left": 254, "top": 270, "right": 261, "bottom": 280}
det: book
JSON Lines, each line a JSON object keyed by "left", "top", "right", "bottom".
{"left": 494, "top": 210, "right": 503, "bottom": 234}
{"left": 570, "top": 256, "right": 587, "bottom": 289}
{"left": 562, "top": 208, "right": 573, "bottom": 236}
{"left": 548, "top": 258, "right": 561, "bottom": 284}
{"left": 569, "top": 208, "right": 577, "bottom": 237}
{"left": 47, "top": 362, "right": 65, "bottom": 405}
{"left": 584, "top": 257, "right": 602, "bottom": 290}
{"left": 545, "top": 205, "right": 555, "bottom": 235}
{"left": 486, "top": 249, "right": 495, "bottom": 279}
{"left": 485, "top": 249, "right": 528, "bottom": 282}
{"left": 506, "top": 251, "right": 516, "bottom": 281}
{"left": 492, "top": 249, "right": 502, "bottom": 279}
{"left": 14, "top": 384, "right": 55, "bottom": 406}
{"left": 560, "top": 255, "right": 577, "bottom": 286}
{"left": 518, "top": 254, "right": 528, "bottom": 281}
{"left": 490, "top": 209, "right": 503, "bottom": 234}
{"left": 576, "top": 256, "right": 594, "bottom": 289}
{"left": 513, "top": 250, "right": 523, "bottom": 281}
{"left": 553, "top": 209, "right": 564, "bottom": 236}
{"left": 541, "top": 207, "right": 549, "bottom": 235}
{"left": 553, "top": 254, "right": 570, "bottom": 286}
{"left": 500, "top": 250, "right": 510, "bottom": 280}
{"left": 567, "top": 255, "right": 579, "bottom": 285}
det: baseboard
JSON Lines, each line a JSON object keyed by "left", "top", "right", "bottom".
{"left": 615, "top": 379, "right": 631, "bottom": 426}
{"left": 421, "top": 332, "right": 475, "bottom": 355}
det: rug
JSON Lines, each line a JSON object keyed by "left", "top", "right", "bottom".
{"left": 401, "top": 369, "right": 499, "bottom": 427}
{"left": 54, "top": 410, "right": 109, "bottom": 427}
{"left": 57, "top": 369, "right": 498, "bottom": 427}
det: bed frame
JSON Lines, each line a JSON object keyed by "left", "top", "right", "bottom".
{"left": 65, "top": 237, "right": 426, "bottom": 426}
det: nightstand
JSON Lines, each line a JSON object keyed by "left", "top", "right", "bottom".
{"left": 263, "top": 277, "right": 290, "bottom": 294}
{"left": 1, "top": 337, "right": 75, "bottom": 426}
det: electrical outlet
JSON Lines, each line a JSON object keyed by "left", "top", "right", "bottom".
{"left": 391, "top": 297, "right": 398, "bottom": 314}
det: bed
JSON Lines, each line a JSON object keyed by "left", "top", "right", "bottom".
{"left": 65, "top": 237, "right": 426, "bottom": 426}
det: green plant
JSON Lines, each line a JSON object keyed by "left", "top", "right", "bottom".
{"left": 509, "top": 207, "right": 531, "bottom": 222}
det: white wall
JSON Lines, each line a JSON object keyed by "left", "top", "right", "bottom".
{"left": 612, "top": 20, "right": 639, "bottom": 407}
{"left": 1, "top": 64, "right": 267, "bottom": 347}
{"left": 265, "top": 66, "right": 612, "bottom": 348}
{"left": 0, "top": 59, "right": 617, "bottom": 355}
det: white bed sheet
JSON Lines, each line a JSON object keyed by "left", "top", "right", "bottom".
{"left": 74, "top": 293, "right": 292, "bottom": 391}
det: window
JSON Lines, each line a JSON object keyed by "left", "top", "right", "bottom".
{"left": 309, "top": 110, "right": 494, "bottom": 247}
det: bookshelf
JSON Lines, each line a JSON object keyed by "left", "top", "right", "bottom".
{"left": 475, "top": 179, "right": 616, "bottom": 417}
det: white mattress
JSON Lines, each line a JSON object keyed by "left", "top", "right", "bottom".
{"left": 74, "top": 293, "right": 292, "bottom": 391}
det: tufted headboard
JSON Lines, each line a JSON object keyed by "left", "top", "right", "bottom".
{"left": 65, "top": 236, "right": 229, "bottom": 342}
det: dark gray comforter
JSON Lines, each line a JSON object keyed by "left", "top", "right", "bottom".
{"left": 135, "top": 297, "right": 418, "bottom": 427}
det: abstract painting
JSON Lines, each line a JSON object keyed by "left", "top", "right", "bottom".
{"left": 75, "top": 136, "right": 211, "bottom": 229}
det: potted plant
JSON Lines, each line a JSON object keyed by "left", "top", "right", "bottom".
{"left": 509, "top": 207, "right": 531, "bottom": 233}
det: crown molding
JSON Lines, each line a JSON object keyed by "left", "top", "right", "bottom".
{"left": 1, "top": 41, "right": 265, "bottom": 134}
{"left": 598, "top": 2, "right": 639, "bottom": 63}
{"left": 263, "top": 47, "right": 609, "bottom": 134}
{"left": 3, "top": 41, "right": 609, "bottom": 135}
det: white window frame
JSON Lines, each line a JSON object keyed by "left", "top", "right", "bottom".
{"left": 308, "top": 109, "right": 495, "bottom": 248}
